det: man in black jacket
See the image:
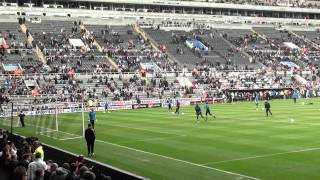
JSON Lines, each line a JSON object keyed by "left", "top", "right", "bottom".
{"left": 18, "top": 111, "right": 25, "bottom": 127}
{"left": 264, "top": 100, "right": 272, "bottom": 117}
{"left": 85, "top": 124, "right": 95, "bottom": 157}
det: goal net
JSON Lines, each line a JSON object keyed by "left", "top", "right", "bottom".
{"left": 8, "top": 102, "right": 85, "bottom": 140}
{"left": 0, "top": 103, "right": 20, "bottom": 128}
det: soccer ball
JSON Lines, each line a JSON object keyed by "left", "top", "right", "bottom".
{"left": 181, "top": 112, "right": 185, "bottom": 115}
{"left": 290, "top": 118, "right": 295, "bottom": 123}
{"left": 171, "top": 112, "right": 174, "bottom": 114}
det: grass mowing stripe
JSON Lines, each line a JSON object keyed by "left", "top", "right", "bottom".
{"left": 95, "top": 139, "right": 261, "bottom": 180}
{"left": 105, "top": 123, "right": 183, "bottom": 135}
{"left": 115, "top": 134, "right": 187, "bottom": 144}
{"left": 203, "top": 146, "right": 320, "bottom": 165}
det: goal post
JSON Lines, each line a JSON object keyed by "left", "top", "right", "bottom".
{"left": 33, "top": 102, "right": 85, "bottom": 140}
{"left": 81, "top": 102, "right": 85, "bottom": 137}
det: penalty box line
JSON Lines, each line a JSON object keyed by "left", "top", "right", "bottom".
{"left": 95, "top": 139, "right": 260, "bottom": 180}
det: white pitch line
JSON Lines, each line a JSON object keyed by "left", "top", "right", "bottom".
{"left": 59, "top": 136, "right": 83, "bottom": 141}
{"left": 39, "top": 129, "right": 58, "bottom": 133}
{"left": 203, "top": 146, "right": 320, "bottom": 165}
{"left": 95, "top": 139, "right": 260, "bottom": 180}
{"left": 39, "top": 133, "right": 58, "bottom": 140}
{"left": 56, "top": 131, "right": 82, "bottom": 137}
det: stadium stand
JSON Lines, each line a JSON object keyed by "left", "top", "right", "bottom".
{"left": 2, "top": 1, "right": 320, "bottom": 178}
{"left": 0, "top": 18, "right": 318, "bottom": 103}
{"left": 0, "top": 22, "right": 43, "bottom": 74}
{"left": 143, "top": 27, "right": 258, "bottom": 70}
{"left": 83, "top": 24, "right": 178, "bottom": 72}
{"left": 26, "top": 20, "right": 114, "bottom": 73}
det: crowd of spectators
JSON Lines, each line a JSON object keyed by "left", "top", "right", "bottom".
{"left": 27, "top": 21, "right": 182, "bottom": 74}
{"left": 190, "top": 62, "right": 320, "bottom": 102}
{"left": 189, "top": 0, "right": 320, "bottom": 9}
{"left": 222, "top": 27, "right": 320, "bottom": 71}
{"left": 1, "top": 64, "right": 320, "bottom": 105}
{"left": 2, "top": 20, "right": 320, "bottom": 106}
{"left": 83, "top": 25, "right": 179, "bottom": 73}
{"left": 0, "top": 130, "right": 109, "bottom": 180}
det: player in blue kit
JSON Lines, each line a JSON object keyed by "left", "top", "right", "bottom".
{"left": 292, "top": 90, "right": 299, "bottom": 103}
{"left": 167, "top": 98, "right": 173, "bottom": 112}
{"left": 254, "top": 93, "right": 259, "bottom": 110}
{"left": 104, "top": 101, "right": 110, "bottom": 113}
{"left": 195, "top": 103, "right": 204, "bottom": 122}
{"left": 204, "top": 101, "right": 215, "bottom": 120}
{"left": 89, "top": 109, "right": 96, "bottom": 129}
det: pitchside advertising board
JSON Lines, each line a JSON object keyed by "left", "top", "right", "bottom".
{"left": 173, "top": 97, "right": 222, "bottom": 105}
{"left": 0, "top": 97, "right": 223, "bottom": 117}
{"left": 132, "top": 99, "right": 162, "bottom": 109}
{"left": 97, "top": 101, "right": 132, "bottom": 111}
{"left": 83, "top": 97, "right": 221, "bottom": 112}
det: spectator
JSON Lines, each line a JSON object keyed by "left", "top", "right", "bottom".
{"left": 33, "top": 142, "right": 44, "bottom": 161}
{"left": 19, "top": 153, "right": 32, "bottom": 170}
{"left": 45, "top": 162, "right": 58, "bottom": 180}
{"left": 65, "top": 163, "right": 78, "bottom": 180}
{"left": 48, "top": 164, "right": 69, "bottom": 180}
{"left": 9, "top": 141, "right": 18, "bottom": 156}
{"left": 13, "top": 166, "right": 28, "bottom": 180}
{"left": 7, "top": 154, "right": 19, "bottom": 179}
{"left": 81, "top": 170, "right": 96, "bottom": 180}
{"left": 27, "top": 152, "right": 46, "bottom": 180}
{"left": 34, "top": 169, "right": 44, "bottom": 180}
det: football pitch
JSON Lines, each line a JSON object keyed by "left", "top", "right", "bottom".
{"left": 3, "top": 99, "right": 320, "bottom": 180}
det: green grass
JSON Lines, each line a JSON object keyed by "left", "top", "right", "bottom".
{"left": 2, "top": 98, "right": 320, "bottom": 180}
